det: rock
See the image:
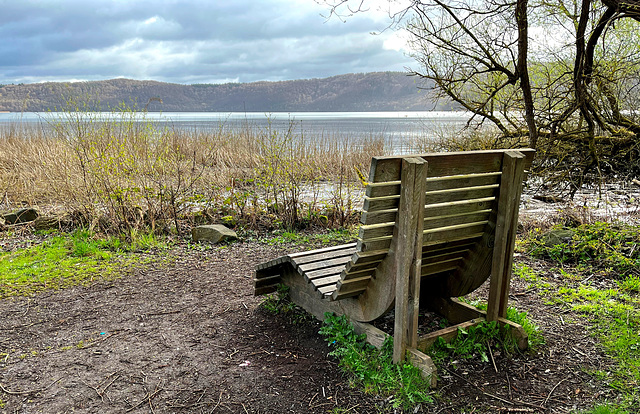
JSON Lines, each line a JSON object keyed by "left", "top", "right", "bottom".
{"left": 192, "top": 224, "right": 238, "bottom": 243}
{"left": 34, "top": 215, "right": 72, "bottom": 231}
{"left": 2, "top": 207, "right": 39, "bottom": 224}
{"left": 542, "top": 228, "right": 575, "bottom": 248}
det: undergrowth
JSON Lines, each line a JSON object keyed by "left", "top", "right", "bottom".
{"left": 319, "top": 313, "right": 433, "bottom": 410}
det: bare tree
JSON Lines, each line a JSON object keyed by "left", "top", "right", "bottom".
{"left": 321, "top": 0, "right": 640, "bottom": 193}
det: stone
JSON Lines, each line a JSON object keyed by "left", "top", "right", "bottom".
{"left": 34, "top": 215, "right": 73, "bottom": 231}
{"left": 2, "top": 207, "right": 39, "bottom": 224}
{"left": 192, "top": 224, "right": 238, "bottom": 243}
{"left": 542, "top": 228, "right": 575, "bottom": 248}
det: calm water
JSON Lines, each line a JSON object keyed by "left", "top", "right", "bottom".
{"left": 0, "top": 111, "right": 472, "bottom": 152}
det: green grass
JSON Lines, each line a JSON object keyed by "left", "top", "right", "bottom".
{"left": 552, "top": 283, "right": 640, "bottom": 395}
{"left": 520, "top": 221, "right": 640, "bottom": 410}
{"left": 0, "top": 229, "right": 165, "bottom": 298}
{"left": 319, "top": 313, "right": 433, "bottom": 410}
{"left": 580, "top": 404, "right": 631, "bottom": 414}
{"left": 262, "top": 227, "right": 356, "bottom": 246}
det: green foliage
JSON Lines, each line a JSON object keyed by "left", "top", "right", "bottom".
{"left": 428, "top": 321, "right": 503, "bottom": 365}
{"left": 467, "top": 302, "right": 545, "bottom": 350}
{"left": 526, "top": 222, "right": 640, "bottom": 277}
{"left": 259, "top": 285, "right": 310, "bottom": 323}
{"left": 0, "top": 229, "right": 163, "bottom": 298}
{"left": 262, "top": 228, "right": 356, "bottom": 246}
{"left": 580, "top": 404, "right": 630, "bottom": 414}
{"left": 618, "top": 274, "right": 640, "bottom": 293}
{"left": 319, "top": 313, "right": 433, "bottom": 409}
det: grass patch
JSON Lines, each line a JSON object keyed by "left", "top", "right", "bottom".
{"left": 0, "top": 229, "right": 165, "bottom": 298}
{"left": 526, "top": 221, "right": 640, "bottom": 278}
{"left": 319, "top": 313, "right": 433, "bottom": 410}
{"left": 261, "top": 227, "right": 356, "bottom": 246}
{"left": 520, "top": 220, "right": 640, "bottom": 409}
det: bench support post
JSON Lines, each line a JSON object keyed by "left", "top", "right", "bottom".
{"left": 393, "top": 157, "right": 428, "bottom": 365}
{"left": 487, "top": 151, "right": 526, "bottom": 321}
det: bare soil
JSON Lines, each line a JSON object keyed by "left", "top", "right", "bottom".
{"left": 0, "top": 238, "right": 622, "bottom": 413}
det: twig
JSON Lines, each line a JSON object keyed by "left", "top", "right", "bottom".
{"left": 543, "top": 378, "right": 567, "bottom": 406}
{"left": 0, "top": 378, "right": 61, "bottom": 395}
{"left": 126, "top": 386, "right": 163, "bottom": 412}
{"left": 487, "top": 341, "right": 498, "bottom": 373}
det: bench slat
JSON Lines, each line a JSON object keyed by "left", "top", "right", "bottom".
{"left": 364, "top": 172, "right": 502, "bottom": 199}
{"left": 292, "top": 247, "right": 356, "bottom": 265}
{"left": 304, "top": 265, "right": 348, "bottom": 281}
{"left": 311, "top": 274, "right": 342, "bottom": 288}
{"left": 288, "top": 242, "right": 357, "bottom": 259}
{"left": 358, "top": 210, "right": 492, "bottom": 242}
{"left": 369, "top": 149, "right": 534, "bottom": 182}
{"left": 296, "top": 256, "right": 353, "bottom": 272}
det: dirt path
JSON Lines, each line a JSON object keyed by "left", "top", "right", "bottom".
{"left": 0, "top": 241, "right": 618, "bottom": 413}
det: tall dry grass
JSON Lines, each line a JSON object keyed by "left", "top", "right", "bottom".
{"left": 0, "top": 112, "right": 389, "bottom": 233}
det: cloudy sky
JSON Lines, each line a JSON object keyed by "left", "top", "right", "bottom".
{"left": 0, "top": 0, "right": 415, "bottom": 85}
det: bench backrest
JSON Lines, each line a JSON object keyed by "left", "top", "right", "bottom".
{"left": 329, "top": 149, "right": 534, "bottom": 302}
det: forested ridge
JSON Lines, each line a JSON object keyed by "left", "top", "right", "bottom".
{"left": 0, "top": 72, "right": 449, "bottom": 112}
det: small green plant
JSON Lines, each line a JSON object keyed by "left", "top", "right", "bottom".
{"left": 319, "top": 312, "right": 433, "bottom": 409}
{"left": 428, "top": 321, "right": 503, "bottom": 364}
{"left": 618, "top": 274, "right": 640, "bottom": 293}
{"left": 259, "top": 284, "right": 310, "bottom": 323}
{"left": 580, "top": 404, "right": 630, "bottom": 414}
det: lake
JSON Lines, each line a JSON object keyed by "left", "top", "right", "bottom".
{"left": 0, "top": 111, "right": 473, "bottom": 152}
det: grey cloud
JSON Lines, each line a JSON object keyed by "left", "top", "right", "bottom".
{"left": 0, "top": 0, "right": 414, "bottom": 84}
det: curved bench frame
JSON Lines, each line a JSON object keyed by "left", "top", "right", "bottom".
{"left": 254, "top": 149, "right": 534, "bottom": 384}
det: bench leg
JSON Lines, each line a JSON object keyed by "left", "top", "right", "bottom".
{"left": 393, "top": 157, "right": 428, "bottom": 364}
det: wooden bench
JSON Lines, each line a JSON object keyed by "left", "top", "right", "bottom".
{"left": 254, "top": 149, "right": 535, "bottom": 384}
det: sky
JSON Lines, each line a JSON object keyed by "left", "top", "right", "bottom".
{"left": 0, "top": 0, "right": 415, "bottom": 85}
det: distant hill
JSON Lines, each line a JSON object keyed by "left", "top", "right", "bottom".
{"left": 0, "top": 72, "right": 455, "bottom": 112}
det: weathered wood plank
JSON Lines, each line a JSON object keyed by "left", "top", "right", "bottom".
{"left": 362, "top": 195, "right": 400, "bottom": 212}
{"left": 358, "top": 210, "right": 491, "bottom": 242}
{"left": 423, "top": 221, "right": 488, "bottom": 243}
{"left": 425, "top": 184, "right": 499, "bottom": 205}
{"left": 368, "top": 149, "right": 535, "bottom": 182}
{"left": 287, "top": 242, "right": 357, "bottom": 259}
{"left": 417, "top": 318, "right": 485, "bottom": 350}
{"left": 407, "top": 348, "right": 437, "bottom": 386}
{"left": 425, "top": 172, "right": 501, "bottom": 191}
{"left": 253, "top": 274, "right": 282, "bottom": 288}
{"left": 292, "top": 247, "right": 357, "bottom": 265}
{"left": 341, "top": 266, "right": 378, "bottom": 281}
{"left": 421, "top": 250, "right": 470, "bottom": 265}
{"left": 422, "top": 197, "right": 495, "bottom": 219}
{"left": 303, "top": 265, "right": 346, "bottom": 281}
{"left": 487, "top": 151, "right": 525, "bottom": 321}
{"left": 393, "top": 157, "right": 427, "bottom": 364}
{"left": 297, "top": 256, "right": 352, "bottom": 272}
{"left": 311, "top": 274, "right": 341, "bottom": 288}
{"left": 421, "top": 258, "right": 462, "bottom": 277}
{"left": 365, "top": 181, "right": 401, "bottom": 198}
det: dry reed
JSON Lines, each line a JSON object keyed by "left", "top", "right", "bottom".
{"left": 0, "top": 114, "right": 389, "bottom": 232}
